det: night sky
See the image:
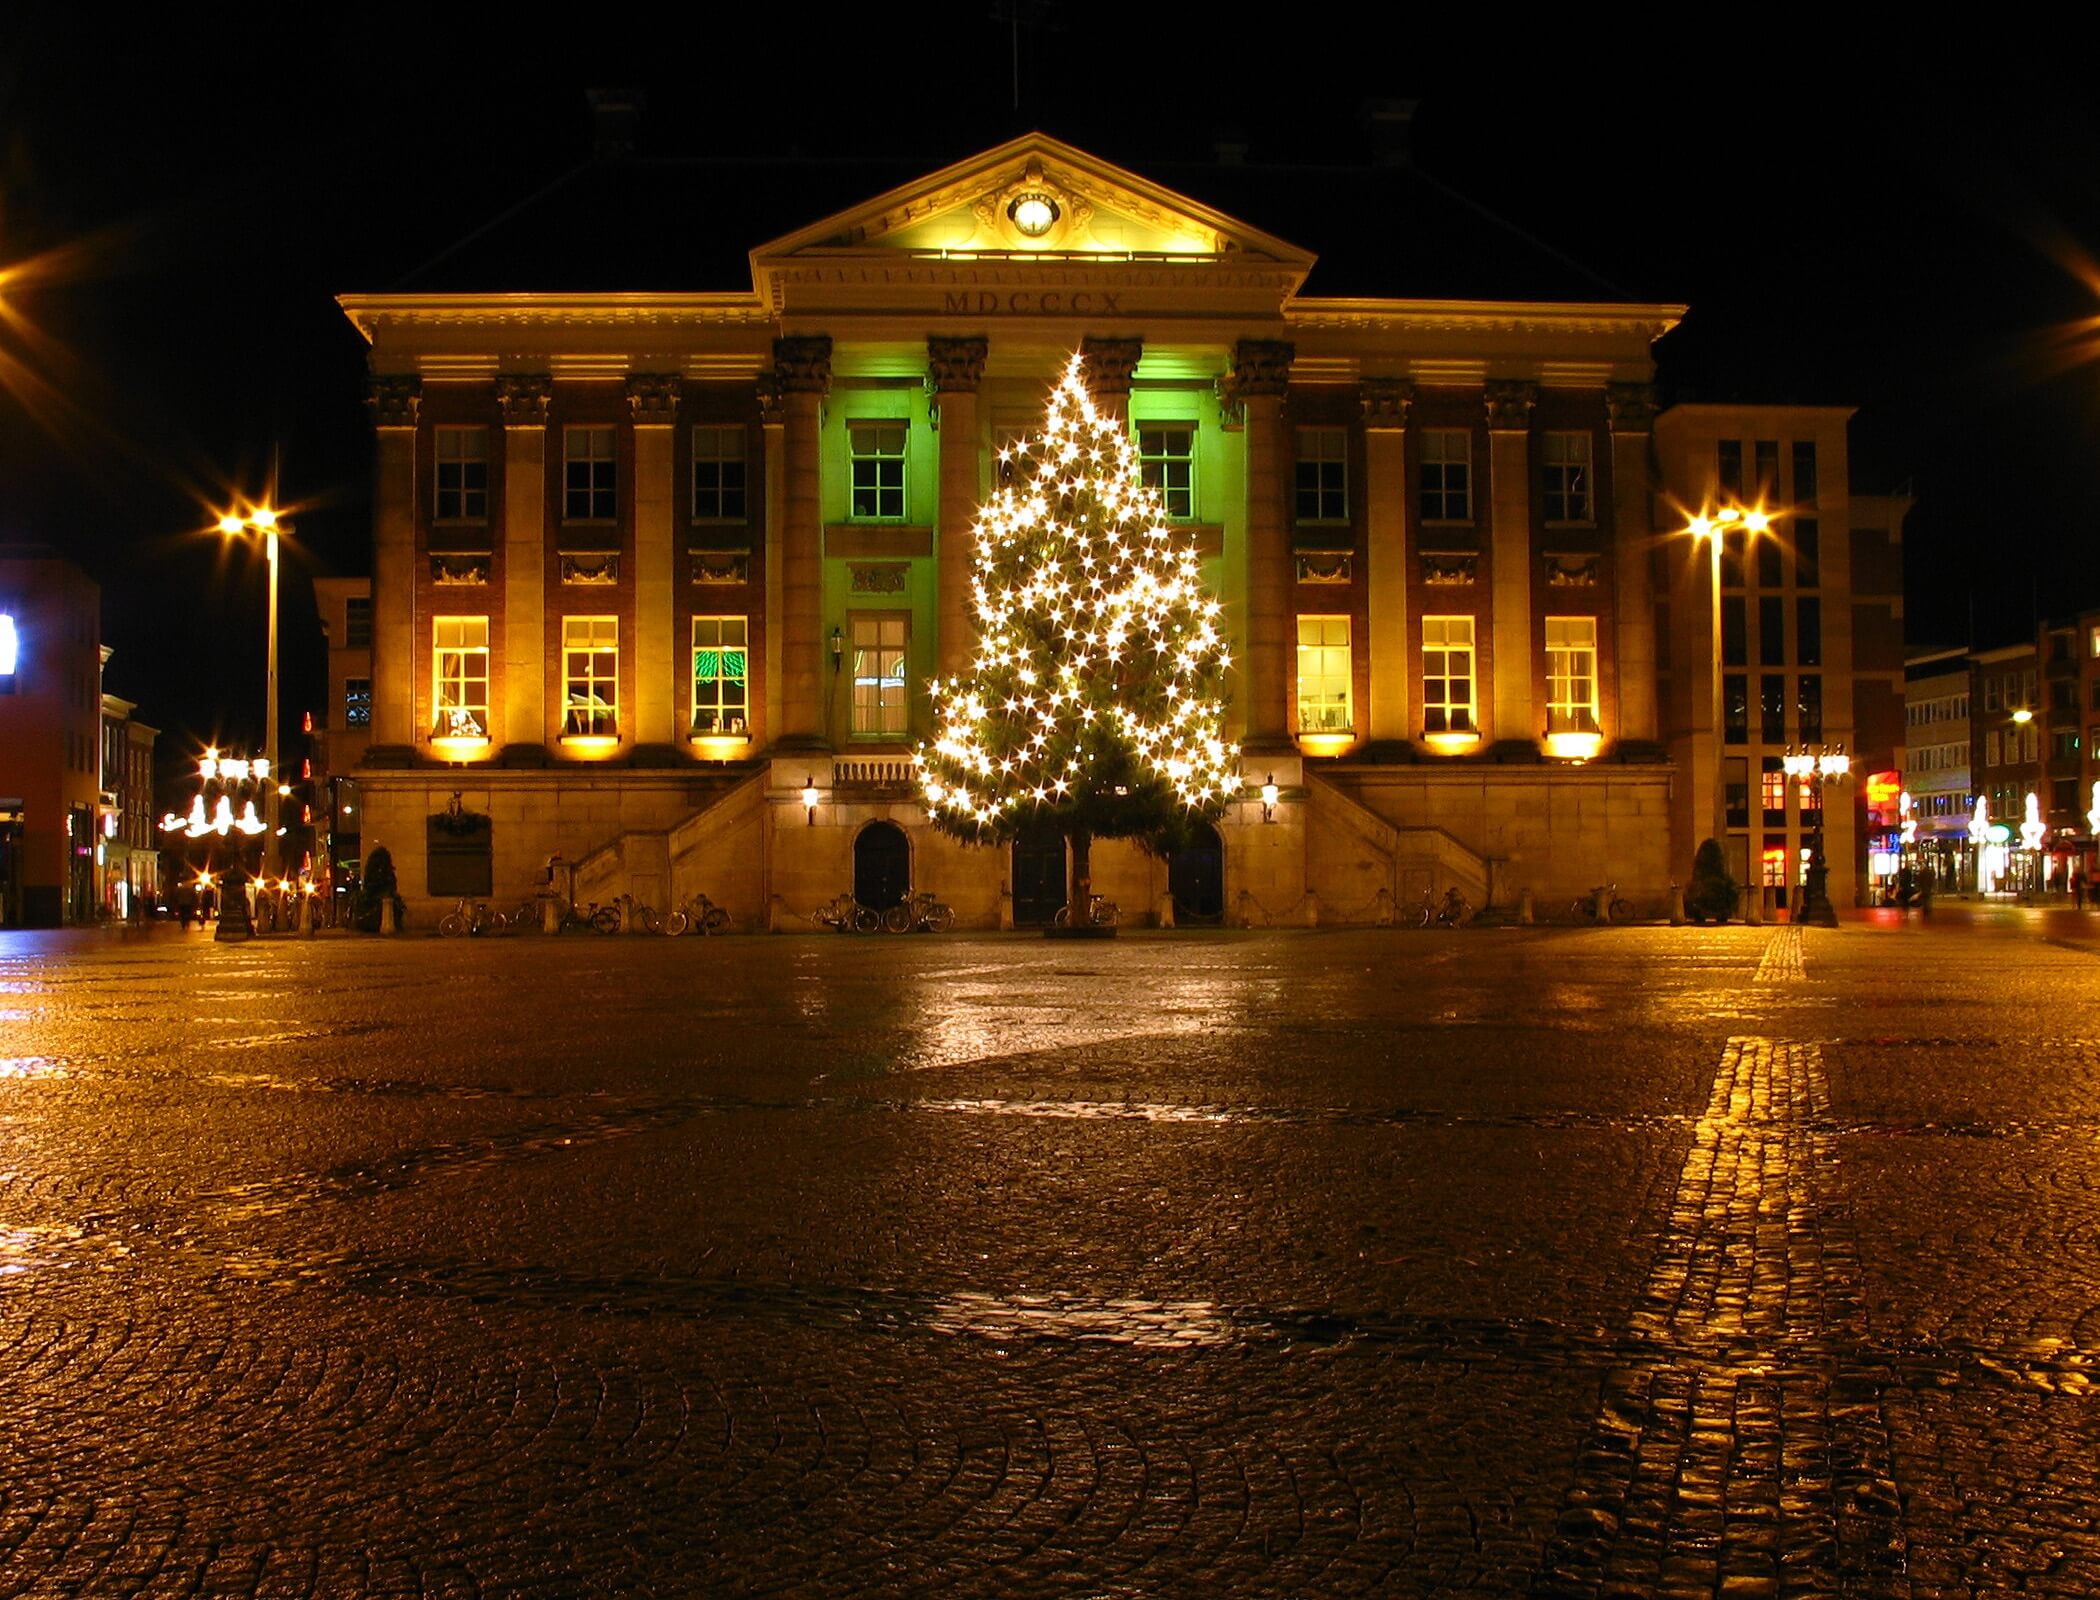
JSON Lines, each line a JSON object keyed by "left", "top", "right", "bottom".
{"left": 2, "top": 19, "right": 2094, "bottom": 796}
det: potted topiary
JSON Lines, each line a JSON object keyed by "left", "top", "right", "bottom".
{"left": 354, "top": 846, "right": 404, "bottom": 933}
{"left": 1685, "top": 837, "right": 1737, "bottom": 924}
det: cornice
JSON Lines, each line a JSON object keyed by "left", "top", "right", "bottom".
{"left": 1286, "top": 297, "right": 1685, "bottom": 340}
{"left": 337, "top": 293, "right": 771, "bottom": 343}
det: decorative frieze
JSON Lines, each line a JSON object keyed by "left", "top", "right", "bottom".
{"left": 1606, "top": 381, "right": 1658, "bottom": 434}
{"left": 1545, "top": 553, "right": 1601, "bottom": 587}
{"left": 1421, "top": 552, "right": 1479, "bottom": 586}
{"left": 1483, "top": 379, "right": 1538, "bottom": 431}
{"left": 1359, "top": 377, "right": 1415, "bottom": 430}
{"left": 691, "top": 551, "right": 750, "bottom": 585}
{"left": 1295, "top": 552, "right": 1353, "bottom": 584}
{"left": 772, "top": 335, "right": 834, "bottom": 394}
{"left": 495, "top": 374, "right": 552, "bottom": 426}
{"left": 368, "top": 374, "right": 422, "bottom": 429}
{"left": 626, "top": 372, "right": 681, "bottom": 425}
{"left": 430, "top": 554, "right": 490, "bottom": 585}
{"left": 561, "top": 551, "right": 620, "bottom": 585}
{"left": 849, "top": 563, "right": 909, "bottom": 595}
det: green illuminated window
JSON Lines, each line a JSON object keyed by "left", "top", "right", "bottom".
{"left": 1138, "top": 425, "right": 1195, "bottom": 519}
{"left": 1294, "top": 428, "right": 1347, "bottom": 522}
{"left": 691, "top": 426, "right": 747, "bottom": 521}
{"left": 691, "top": 616, "right": 749, "bottom": 735}
{"left": 848, "top": 422, "right": 908, "bottom": 520}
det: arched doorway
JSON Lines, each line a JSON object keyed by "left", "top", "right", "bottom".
{"left": 853, "top": 821, "right": 911, "bottom": 909}
{"left": 1011, "top": 822, "right": 1067, "bottom": 927}
{"left": 1169, "top": 820, "right": 1224, "bottom": 924}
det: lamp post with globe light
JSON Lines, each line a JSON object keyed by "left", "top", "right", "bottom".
{"left": 1784, "top": 743, "right": 1851, "bottom": 925}
{"left": 216, "top": 506, "right": 285, "bottom": 876}
{"left": 1681, "top": 503, "right": 1772, "bottom": 885}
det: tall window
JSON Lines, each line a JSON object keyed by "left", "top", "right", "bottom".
{"left": 1295, "top": 615, "right": 1352, "bottom": 732}
{"left": 1294, "top": 428, "right": 1347, "bottom": 522}
{"left": 850, "top": 614, "right": 909, "bottom": 737}
{"left": 1418, "top": 429, "right": 1471, "bottom": 522}
{"left": 1794, "top": 520, "right": 1820, "bottom": 588}
{"left": 432, "top": 617, "right": 489, "bottom": 739}
{"left": 1138, "top": 425, "right": 1196, "bottom": 518}
{"left": 1754, "top": 440, "right": 1780, "bottom": 504}
{"left": 848, "top": 421, "right": 908, "bottom": 519}
{"left": 1421, "top": 616, "right": 1475, "bottom": 733}
{"left": 562, "top": 617, "right": 619, "bottom": 737}
{"left": 343, "top": 677, "right": 372, "bottom": 728}
{"left": 435, "top": 427, "right": 489, "bottom": 520}
{"left": 691, "top": 426, "right": 747, "bottom": 521}
{"left": 1797, "top": 597, "right": 1822, "bottom": 666}
{"left": 1718, "top": 439, "right": 1744, "bottom": 496}
{"left": 1797, "top": 674, "right": 1823, "bottom": 741}
{"left": 1544, "top": 616, "right": 1598, "bottom": 733}
{"left": 691, "top": 616, "right": 749, "bottom": 735}
{"left": 1722, "top": 598, "right": 1746, "bottom": 667}
{"left": 1792, "top": 441, "right": 1818, "bottom": 507}
{"left": 1761, "top": 674, "right": 1786, "bottom": 742}
{"left": 1540, "top": 432, "right": 1592, "bottom": 522}
{"left": 1761, "top": 761, "right": 1787, "bottom": 821}
{"left": 1756, "top": 535, "right": 1782, "bottom": 588}
{"left": 1724, "top": 674, "right": 1749, "bottom": 744}
{"left": 564, "top": 426, "right": 617, "bottom": 520}
{"left": 1759, "top": 596, "right": 1785, "bottom": 664}
{"left": 344, "top": 596, "right": 373, "bottom": 649}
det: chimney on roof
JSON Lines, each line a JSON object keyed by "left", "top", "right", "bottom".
{"left": 1359, "top": 98, "right": 1417, "bottom": 167}
{"left": 586, "top": 87, "right": 645, "bottom": 159}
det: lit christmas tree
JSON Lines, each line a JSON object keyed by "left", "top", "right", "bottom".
{"left": 915, "top": 353, "right": 1239, "bottom": 920}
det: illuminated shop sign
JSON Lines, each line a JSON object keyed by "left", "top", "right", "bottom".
{"left": 0, "top": 613, "right": 16, "bottom": 677}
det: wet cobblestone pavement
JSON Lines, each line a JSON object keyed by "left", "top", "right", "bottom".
{"left": 1, "top": 919, "right": 2097, "bottom": 1595}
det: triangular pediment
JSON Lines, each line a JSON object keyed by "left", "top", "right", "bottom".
{"left": 749, "top": 133, "right": 1314, "bottom": 315}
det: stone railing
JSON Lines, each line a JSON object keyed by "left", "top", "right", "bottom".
{"left": 833, "top": 756, "right": 917, "bottom": 787}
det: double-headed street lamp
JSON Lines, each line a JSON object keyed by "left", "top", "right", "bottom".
{"left": 216, "top": 505, "right": 285, "bottom": 874}
{"left": 1683, "top": 503, "right": 1772, "bottom": 853}
{"left": 1783, "top": 743, "right": 1850, "bottom": 926}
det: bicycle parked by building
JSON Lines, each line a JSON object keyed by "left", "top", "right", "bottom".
{"left": 1052, "top": 893, "right": 1118, "bottom": 929}
{"left": 812, "top": 893, "right": 880, "bottom": 934}
{"left": 1568, "top": 881, "right": 1633, "bottom": 924}
{"left": 883, "top": 890, "right": 955, "bottom": 933}
{"left": 1418, "top": 887, "right": 1473, "bottom": 927}
{"left": 677, "top": 892, "right": 732, "bottom": 935}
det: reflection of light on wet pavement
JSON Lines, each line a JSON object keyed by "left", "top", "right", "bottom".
{"left": 0, "top": 1057, "right": 66, "bottom": 1081}
{"left": 916, "top": 1097, "right": 1238, "bottom": 1123}
{"left": 931, "top": 1290, "right": 1239, "bottom": 1348}
{"left": 0, "top": 1223, "right": 113, "bottom": 1275}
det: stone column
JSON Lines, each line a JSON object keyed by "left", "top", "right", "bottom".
{"left": 628, "top": 373, "right": 679, "bottom": 747}
{"left": 367, "top": 374, "right": 420, "bottom": 755}
{"left": 1078, "top": 336, "right": 1142, "bottom": 421}
{"left": 497, "top": 375, "right": 550, "bottom": 752}
{"left": 1234, "top": 339, "right": 1295, "bottom": 754}
{"left": 928, "top": 336, "right": 988, "bottom": 678}
{"left": 1607, "top": 382, "right": 1660, "bottom": 747}
{"left": 773, "top": 337, "right": 831, "bottom": 749}
{"left": 760, "top": 377, "right": 785, "bottom": 750}
{"left": 1485, "top": 380, "right": 1537, "bottom": 749}
{"left": 1361, "top": 379, "right": 1413, "bottom": 744}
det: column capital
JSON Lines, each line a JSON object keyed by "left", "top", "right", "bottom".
{"left": 1483, "top": 379, "right": 1537, "bottom": 431}
{"left": 1079, "top": 336, "right": 1143, "bottom": 400}
{"left": 1359, "top": 377, "right": 1415, "bottom": 431}
{"left": 1229, "top": 338, "right": 1296, "bottom": 397}
{"left": 772, "top": 336, "right": 834, "bottom": 394}
{"left": 626, "top": 372, "right": 681, "bottom": 425}
{"left": 1606, "top": 381, "right": 1659, "bottom": 434}
{"left": 926, "top": 336, "right": 989, "bottom": 393}
{"left": 495, "top": 374, "right": 552, "bottom": 426}
{"left": 367, "top": 373, "right": 422, "bottom": 429}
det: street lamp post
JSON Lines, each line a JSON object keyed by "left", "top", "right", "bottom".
{"left": 1683, "top": 503, "right": 1772, "bottom": 874}
{"left": 1784, "top": 742, "right": 1851, "bottom": 926}
{"left": 217, "top": 507, "right": 284, "bottom": 876}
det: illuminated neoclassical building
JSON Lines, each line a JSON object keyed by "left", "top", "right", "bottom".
{"left": 337, "top": 133, "right": 1890, "bottom": 927}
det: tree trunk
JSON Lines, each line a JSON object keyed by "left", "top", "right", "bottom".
{"left": 1067, "top": 825, "right": 1091, "bottom": 924}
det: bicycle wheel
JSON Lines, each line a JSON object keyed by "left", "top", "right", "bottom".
{"left": 1608, "top": 897, "right": 1633, "bottom": 924}
{"left": 1052, "top": 904, "right": 1072, "bottom": 928}
{"left": 1096, "top": 901, "right": 1119, "bottom": 927}
{"left": 438, "top": 912, "right": 467, "bottom": 938}
{"left": 702, "top": 907, "right": 730, "bottom": 934}
{"left": 591, "top": 905, "right": 621, "bottom": 934}
{"left": 883, "top": 903, "right": 914, "bottom": 934}
{"left": 926, "top": 904, "right": 954, "bottom": 933}
{"left": 660, "top": 909, "right": 689, "bottom": 936}
{"left": 852, "top": 905, "right": 881, "bottom": 934}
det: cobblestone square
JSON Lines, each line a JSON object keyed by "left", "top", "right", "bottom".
{"left": 2, "top": 919, "right": 2097, "bottom": 1595}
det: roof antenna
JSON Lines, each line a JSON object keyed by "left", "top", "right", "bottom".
{"left": 990, "top": 2, "right": 1058, "bottom": 116}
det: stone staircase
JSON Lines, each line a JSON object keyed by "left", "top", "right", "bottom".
{"left": 1307, "top": 771, "right": 1493, "bottom": 922}
{"left": 571, "top": 770, "right": 769, "bottom": 922}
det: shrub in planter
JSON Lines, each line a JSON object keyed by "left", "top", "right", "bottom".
{"left": 1685, "top": 836, "right": 1738, "bottom": 924}
{"left": 353, "top": 846, "right": 404, "bottom": 932}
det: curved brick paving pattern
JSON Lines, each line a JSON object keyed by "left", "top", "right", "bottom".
{"left": 2, "top": 921, "right": 2100, "bottom": 1593}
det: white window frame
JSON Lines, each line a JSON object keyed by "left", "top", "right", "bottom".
{"left": 1540, "top": 431, "right": 1593, "bottom": 524}
{"left": 1419, "top": 429, "right": 1472, "bottom": 523}
{"left": 690, "top": 425, "right": 747, "bottom": 522}
{"left": 1295, "top": 615, "right": 1353, "bottom": 733}
{"left": 691, "top": 615, "right": 749, "bottom": 735}
{"left": 431, "top": 616, "right": 490, "bottom": 739}
{"left": 434, "top": 426, "right": 489, "bottom": 521}
{"left": 343, "top": 677, "right": 372, "bottom": 728}
{"left": 1137, "top": 424, "right": 1196, "bottom": 520}
{"left": 847, "top": 421, "right": 909, "bottom": 521}
{"left": 564, "top": 426, "right": 617, "bottom": 521}
{"left": 561, "top": 616, "right": 619, "bottom": 738}
{"left": 1421, "top": 616, "right": 1475, "bottom": 734}
{"left": 1294, "top": 427, "right": 1348, "bottom": 523}
{"left": 849, "top": 613, "right": 910, "bottom": 738}
{"left": 1546, "top": 616, "right": 1600, "bottom": 733}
